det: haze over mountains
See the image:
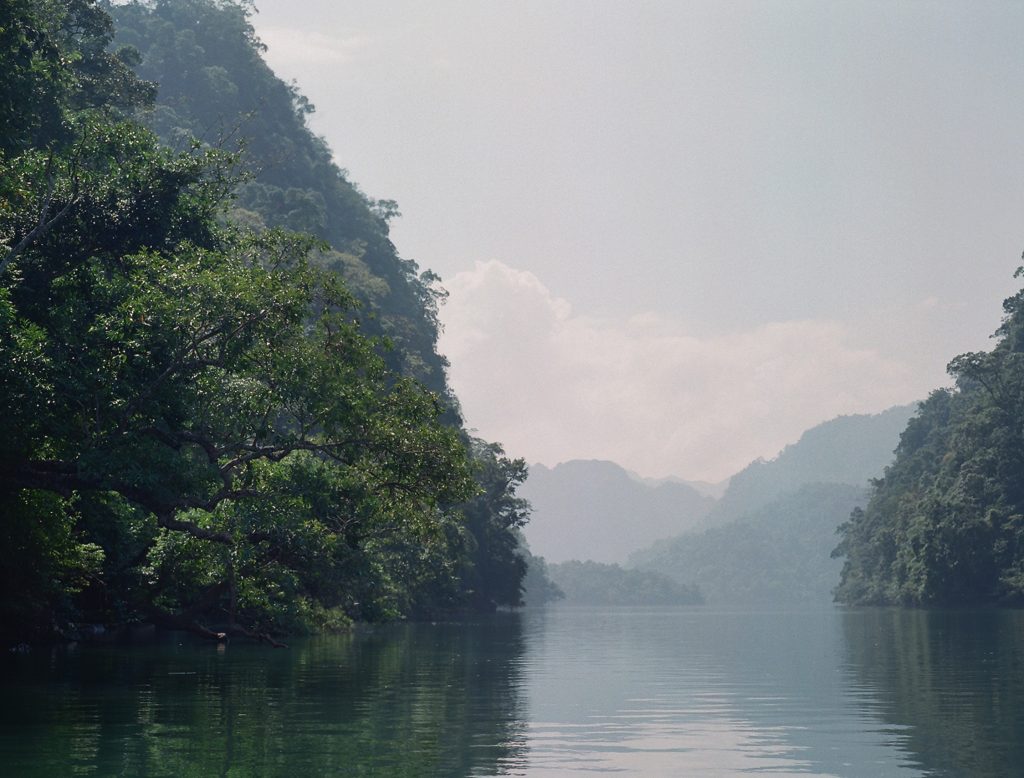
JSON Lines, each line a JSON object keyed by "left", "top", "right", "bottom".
{"left": 520, "top": 460, "right": 715, "bottom": 564}
{"left": 630, "top": 483, "right": 868, "bottom": 606}
{"left": 523, "top": 405, "right": 917, "bottom": 600}
{"left": 703, "top": 404, "right": 917, "bottom": 528}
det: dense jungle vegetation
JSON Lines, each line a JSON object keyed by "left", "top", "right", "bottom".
{"left": 834, "top": 271, "right": 1024, "bottom": 605}
{"left": 0, "top": 0, "right": 537, "bottom": 646}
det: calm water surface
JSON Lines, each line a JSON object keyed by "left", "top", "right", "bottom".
{"left": 2, "top": 607, "right": 1022, "bottom": 776}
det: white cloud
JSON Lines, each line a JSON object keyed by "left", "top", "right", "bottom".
{"left": 439, "top": 260, "right": 924, "bottom": 482}
{"left": 258, "top": 27, "right": 374, "bottom": 66}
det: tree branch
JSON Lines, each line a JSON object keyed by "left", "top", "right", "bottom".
{"left": 1, "top": 155, "right": 80, "bottom": 278}
{"left": 155, "top": 510, "right": 233, "bottom": 544}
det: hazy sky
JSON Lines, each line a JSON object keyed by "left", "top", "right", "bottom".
{"left": 249, "top": 0, "right": 1024, "bottom": 481}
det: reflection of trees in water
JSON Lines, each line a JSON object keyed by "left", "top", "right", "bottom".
{"left": 841, "top": 609, "right": 1024, "bottom": 778}
{"left": 0, "top": 615, "right": 529, "bottom": 776}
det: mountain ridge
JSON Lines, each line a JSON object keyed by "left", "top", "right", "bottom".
{"left": 626, "top": 404, "right": 918, "bottom": 604}
{"left": 520, "top": 459, "right": 714, "bottom": 564}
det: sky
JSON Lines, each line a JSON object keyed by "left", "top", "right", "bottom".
{"left": 249, "top": 0, "right": 1024, "bottom": 481}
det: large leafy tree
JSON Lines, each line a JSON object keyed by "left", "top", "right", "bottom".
{"left": 1, "top": 0, "right": 475, "bottom": 643}
{"left": 111, "top": 0, "right": 546, "bottom": 615}
{"left": 457, "top": 440, "right": 531, "bottom": 610}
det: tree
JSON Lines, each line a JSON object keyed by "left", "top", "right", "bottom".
{"left": 0, "top": 0, "right": 475, "bottom": 642}
{"left": 456, "top": 440, "right": 531, "bottom": 610}
{"left": 834, "top": 266, "right": 1024, "bottom": 606}
{"left": 1, "top": 0, "right": 537, "bottom": 644}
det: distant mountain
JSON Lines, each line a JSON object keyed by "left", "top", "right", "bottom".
{"left": 629, "top": 472, "right": 730, "bottom": 500}
{"left": 703, "top": 404, "right": 917, "bottom": 528}
{"left": 520, "top": 460, "right": 715, "bottom": 564}
{"left": 631, "top": 483, "right": 868, "bottom": 606}
{"left": 627, "top": 404, "right": 917, "bottom": 605}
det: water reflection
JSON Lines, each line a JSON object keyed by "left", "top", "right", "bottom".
{"left": 840, "top": 609, "right": 1024, "bottom": 778}
{"left": 0, "top": 615, "right": 528, "bottom": 777}
{"left": 520, "top": 606, "right": 924, "bottom": 777}
{"left": 2, "top": 608, "right": 1022, "bottom": 776}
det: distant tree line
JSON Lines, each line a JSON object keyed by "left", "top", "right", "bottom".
{"left": 545, "top": 561, "right": 703, "bottom": 606}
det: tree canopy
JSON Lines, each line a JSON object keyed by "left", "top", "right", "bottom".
{"left": 109, "top": 0, "right": 455, "bottom": 403}
{"left": 834, "top": 268, "right": 1024, "bottom": 605}
{"left": 0, "top": 0, "right": 537, "bottom": 645}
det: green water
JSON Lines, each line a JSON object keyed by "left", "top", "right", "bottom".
{"left": 1, "top": 607, "right": 1022, "bottom": 776}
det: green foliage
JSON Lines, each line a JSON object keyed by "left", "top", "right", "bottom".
{"left": 0, "top": 0, "right": 531, "bottom": 643}
{"left": 0, "top": 490, "right": 103, "bottom": 642}
{"left": 545, "top": 560, "right": 703, "bottom": 606}
{"left": 392, "top": 440, "right": 534, "bottom": 616}
{"left": 0, "top": 0, "right": 154, "bottom": 156}
{"left": 835, "top": 268, "right": 1024, "bottom": 605}
{"left": 109, "top": 0, "right": 455, "bottom": 401}
{"left": 455, "top": 441, "right": 531, "bottom": 610}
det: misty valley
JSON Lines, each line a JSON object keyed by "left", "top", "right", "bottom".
{"left": 4, "top": 1, "right": 1024, "bottom": 775}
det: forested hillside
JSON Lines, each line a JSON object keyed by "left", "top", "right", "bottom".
{"left": 835, "top": 272, "right": 1024, "bottom": 605}
{"left": 628, "top": 408, "right": 910, "bottom": 605}
{"left": 704, "top": 405, "right": 916, "bottom": 528}
{"left": 0, "top": 0, "right": 534, "bottom": 646}
{"left": 109, "top": 0, "right": 451, "bottom": 402}
{"left": 631, "top": 484, "right": 868, "bottom": 606}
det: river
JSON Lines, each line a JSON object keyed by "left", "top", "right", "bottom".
{"left": 1, "top": 606, "right": 1021, "bottom": 776}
